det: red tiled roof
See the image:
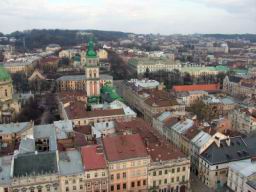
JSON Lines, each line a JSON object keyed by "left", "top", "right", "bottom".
{"left": 172, "top": 83, "right": 220, "bottom": 92}
{"left": 74, "top": 125, "right": 92, "bottom": 135}
{"left": 65, "top": 101, "right": 125, "bottom": 119}
{"left": 115, "top": 118, "right": 186, "bottom": 161}
{"left": 81, "top": 145, "right": 107, "bottom": 171}
{"left": 103, "top": 134, "right": 148, "bottom": 162}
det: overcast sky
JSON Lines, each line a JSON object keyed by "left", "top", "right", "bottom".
{"left": 0, "top": 0, "right": 255, "bottom": 34}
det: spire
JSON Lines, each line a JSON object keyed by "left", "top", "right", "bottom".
{"left": 86, "top": 39, "right": 97, "bottom": 58}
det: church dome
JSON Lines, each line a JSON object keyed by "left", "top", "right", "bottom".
{"left": 0, "top": 66, "right": 11, "bottom": 82}
{"left": 86, "top": 40, "right": 97, "bottom": 58}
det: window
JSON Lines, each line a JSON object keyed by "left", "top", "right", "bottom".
{"left": 111, "top": 174, "right": 114, "bottom": 180}
{"left": 131, "top": 182, "right": 135, "bottom": 188}
{"left": 38, "top": 189, "right": 42, "bottom": 192}
{"left": 137, "top": 181, "right": 141, "bottom": 187}
{"left": 183, "top": 167, "right": 186, "bottom": 171}
{"left": 102, "top": 172, "right": 105, "bottom": 176}
{"left": 123, "top": 172, "right": 126, "bottom": 178}
{"left": 159, "top": 170, "right": 162, "bottom": 175}
{"left": 65, "top": 187, "right": 69, "bottom": 192}
{"left": 164, "top": 179, "right": 167, "bottom": 184}
{"left": 172, "top": 169, "right": 175, "bottom": 173}
{"left": 176, "top": 176, "right": 179, "bottom": 182}
{"left": 153, "top": 171, "right": 156, "bottom": 176}
{"left": 117, "top": 184, "right": 120, "bottom": 190}
{"left": 143, "top": 180, "right": 146, "bottom": 186}
{"left": 111, "top": 185, "right": 114, "bottom": 191}
{"left": 123, "top": 183, "right": 126, "bottom": 189}
{"left": 177, "top": 167, "right": 180, "bottom": 172}
{"left": 165, "top": 170, "right": 168, "bottom": 174}
{"left": 182, "top": 176, "right": 185, "bottom": 182}
{"left": 215, "top": 172, "right": 218, "bottom": 176}
{"left": 65, "top": 180, "right": 68, "bottom": 184}
{"left": 79, "top": 178, "right": 83, "bottom": 182}
{"left": 95, "top": 172, "right": 98, "bottom": 177}
{"left": 117, "top": 173, "right": 120, "bottom": 179}
{"left": 73, "top": 186, "right": 76, "bottom": 190}
{"left": 5, "top": 89, "right": 7, "bottom": 97}
{"left": 153, "top": 181, "right": 156, "bottom": 187}
{"left": 159, "top": 180, "right": 162, "bottom": 185}
{"left": 87, "top": 174, "right": 90, "bottom": 178}
{"left": 4, "top": 189, "right": 8, "bottom": 192}
{"left": 80, "top": 185, "right": 83, "bottom": 190}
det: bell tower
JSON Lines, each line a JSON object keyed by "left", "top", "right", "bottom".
{"left": 85, "top": 40, "right": 100, "bottom": 97}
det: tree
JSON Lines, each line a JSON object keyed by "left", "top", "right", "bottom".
{"left": 188, "top": 99, "right": 211, "bottom": 121}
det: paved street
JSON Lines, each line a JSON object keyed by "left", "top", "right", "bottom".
{"left": 190, "top": 174, "right": 214, "bottom": 192}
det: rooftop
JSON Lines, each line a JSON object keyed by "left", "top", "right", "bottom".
{"left": 172, "top": 83, "right": 220, "bottom": 92}
{"left": 0, "top": 122, "right": 31, "bottom": 135}
{"left": 13, "top": 151, "right": 58, "bottom": 177}
{"left": 0, "top": 155, "right": 12, "bottom": 185}
{"left": 103, "top": 134, "right": 148, "bottom": 162}
{"left": 200, "top": 136, "right": 251, "bottom": 165}
{"left": 59, "top": 150, "right": 84, "bottom": 175}
{"left": 81, "top": 145, "right": 107, "bottom": 171}
{"left": 229, "top": 159, "right": 256, "bottom": 177}
{"left": 115, "top": 118, "right": 186, "bottom": 162}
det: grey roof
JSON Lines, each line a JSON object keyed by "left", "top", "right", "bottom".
{"left": 0, "top": 155, "right": 12, "bottom": 185}
{"left": 200, "top": 136, "right": 251, "bottom": 165}
{"left": 56, "top": 74, "right": 113, "bottom": 81}
{"left": 191, "top": 131, "right": 211, "bottom": 148}
{"left": 229, "top": 76, "right": 242, "bottom": 83}
{"left": 54, "top": 120, "right": 73, "bottom": 139}
{"left": 19, "top": 137, "right": 35, "bottom": 154}
{"left": 13, "top": 151, "right": 58, "bottom": 177}
{"left": 33, "top": 124, "right": 57, "bottom": 151}
{"left": 244, "top": 136, "right": 256, "bottom": 156}
{"left": 0, "top": 122, "right": 31, "bottom": 135}
{"left": 56, "top": 75, "right": 85, "bottom": 81}
{"left": 59, "top": 150, "right": 83, "bottom": 176}
{"left": 229, "top": 159, "right": 256, "bottom": 177}
{"left": 247, "top": 178, "right": 256, "bottom": 190}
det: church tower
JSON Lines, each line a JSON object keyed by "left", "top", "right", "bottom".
{"left": 85, "top": 40, "right": 100, "bottom": 97}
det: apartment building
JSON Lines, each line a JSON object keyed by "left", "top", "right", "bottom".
{"left": 228, "top": 107, "right": 256, "bottom": 134}
{"left": 103, "top": 134, "right": 150, "bottom": 192}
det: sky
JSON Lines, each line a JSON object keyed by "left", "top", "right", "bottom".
{"left": 0, "top": 0, "right": 255, "bottom": 35}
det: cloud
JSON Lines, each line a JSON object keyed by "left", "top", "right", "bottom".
{"left": 0, "top": 0, "right": 255, "bottom": 34}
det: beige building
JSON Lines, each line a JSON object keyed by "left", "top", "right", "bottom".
{"left": 228, "top": 107, "right": 256, "bottom": 134}
{"left": 120, "top": 79, "right": 185, "bottom": 124}
{"left": 0, "top": 67, "right": 20, "bottom": 123}
{"left": 198, "top": 136, "right": 251, "bottom": 190}
{"left": 81, "top": 145, "right": 109, "bottom": 192}
{"left": 223, "top": 76, "right": 256, "bottom": 98}
{"left": 128, "top": 57, "right": 181, "bottom": 75}
{"left": 227, "top": 159, "right": 256, "bottom": 192}
{"left": 103, "top": 134, "right": 151, "bottom": 192}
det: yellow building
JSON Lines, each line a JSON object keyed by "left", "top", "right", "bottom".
{"left": 97, "top": 49, "right": 108, "bottom": 60}
{"left": 0, "top": 66, "right": 20, "bottom": 123}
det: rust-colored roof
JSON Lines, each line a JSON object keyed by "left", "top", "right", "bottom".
{"left": 172, "top": 83, "right": 220, "bottom": 92}
{"left": 182, "top": 126, "right": 200, "bottom": 140}
{"left": 81, "top": 145, "right": 107, "bottom": 171}
{"left": 65, "top": 101, "right": 125, "bottom": 119}
{"left": 115, "top": 118, "right": 186, "bottom": 161}
{"left": 103, "top": 134, "right": 148, "bottom": 162}
{"left": 74, "top": 125, "right": 92, "bottom": 135}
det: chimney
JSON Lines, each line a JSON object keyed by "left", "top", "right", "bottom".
{"left": 251, "top": 156, "right": 256, "bottom": 163}
{"left": 215, "top": 136, "right": 221, "bottom": 148}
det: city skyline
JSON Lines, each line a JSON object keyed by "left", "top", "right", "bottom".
{"left": 0, "top": 0, "right": 255, "bottom": 34}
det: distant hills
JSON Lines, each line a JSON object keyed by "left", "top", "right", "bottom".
{"left": 1, "top": 29, "right": 130, "bottom": 50}
{"left": 0, "top": 29, "right": 256, "bottom": 51}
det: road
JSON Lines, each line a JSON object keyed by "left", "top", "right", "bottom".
{"left": 190, "top": 174, "right": 214, "bottom": 192}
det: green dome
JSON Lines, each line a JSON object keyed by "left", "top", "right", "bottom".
{"left": 86, "top": 40, "right": 97, "bottom": 58}
{"left": 0, "top": 66, "right": 11, "bottom": 81}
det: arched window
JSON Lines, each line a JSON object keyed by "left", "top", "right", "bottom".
{"left": 93, "top": 69, "right": 97, "bottom": 77}
{"left": 89, "top": 70, "right": 92, "bottom": 78}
